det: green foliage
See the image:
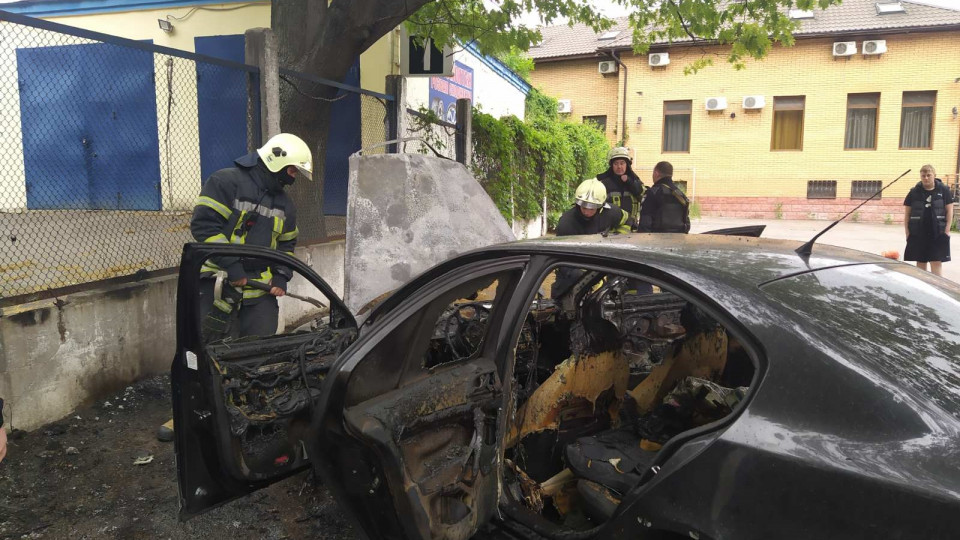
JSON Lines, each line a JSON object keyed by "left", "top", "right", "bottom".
{"left": 884, "top": 214, "right": 894, "bottom": 226}
{"left": 774, "top": 201, "right": 783, "bottom": 220}
{"left": 406, "top": 0, "right": 842, "bottom": 72}
{"left": 471, "top": 89, "right": 610, "bottom": 226}
{"left": 495, "top": 46, "right": 535, "bottom": 81}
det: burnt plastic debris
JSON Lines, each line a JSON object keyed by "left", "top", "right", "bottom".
{"left": 636, "top": 376, "right": 747, "bottom": 443}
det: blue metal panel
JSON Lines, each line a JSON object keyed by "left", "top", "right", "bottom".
{"left": 18, "top": 41, "right": 162, "bottom": 210}
{"left": 194, "top": 34, "right": 248, "bottom": 185}
{"left": 323, "top": 59, "right": 361, "bottom": 216}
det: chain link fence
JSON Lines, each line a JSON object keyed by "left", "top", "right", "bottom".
{"left": 0, "top": 12, "right": 390, "bottom": 305}
{"left": 278, "top": 68, "right": 391, "bottom": 244}
{"left": 0, "top": 12, "right": 261, "bottom": 304}
{"left": 401, "top": 107, "right": 459, "bottom": 159}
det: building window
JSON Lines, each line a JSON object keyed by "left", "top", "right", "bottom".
{"left": 771, "top": 96, "right": 805, "bottom": 151}
{"left": 851, "top": 180, "right": 882, "bottom": 200}
{"left": 807, "top": 180, "right": 837, "bottom": 199}
{"left": 663, "top": 100, "right": 691, "bottom": 152}
{"left": 900, "top": 91, "right": 936, "bottom": 149}
{"left": 583, "top": 115, "right": 607, "bottom": 133}
{"left": 845, "top": 93, "right": 879, "bottom": 150}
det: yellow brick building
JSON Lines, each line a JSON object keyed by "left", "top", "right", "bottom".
{"left": 530, "top": 0, "right": 960, "bottom": 222}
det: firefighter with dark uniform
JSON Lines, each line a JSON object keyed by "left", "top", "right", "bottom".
{"left": 191, "top": 132, "right": 312, "bottom": 341}
{"left": 157, "top": 133, "right": 311, "bottom": 442}
{"left": 638, "top": 161, "right": 690, "bottom": 234}
{"left": 552, "top": 178, "right": 631, "bottom": 297}
{"left": 596, "top": 147, "right": 643, "bottom": 230}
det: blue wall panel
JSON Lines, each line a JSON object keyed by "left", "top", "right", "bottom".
{"left": 18, "top": 42, "right": 162, "bottom": 210}
{"left": 194, "top": 34, "right": 248, "bottom": 185}
{"left": 323, "top": 59, "right": 361, "bottom": 216}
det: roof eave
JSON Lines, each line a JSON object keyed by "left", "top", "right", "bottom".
{"left": 584, "top": 23, "right": 960, "bottom": 56}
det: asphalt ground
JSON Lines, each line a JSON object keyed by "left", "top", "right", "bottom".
{"left": 689, "top": 215, "right": 960, "bottom": 284}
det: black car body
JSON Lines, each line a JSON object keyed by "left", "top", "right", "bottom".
{"left": 172, "top": 233, "right": 960, "bottom": 539}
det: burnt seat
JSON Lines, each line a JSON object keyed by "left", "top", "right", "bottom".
{"left": 564, "top": 429, "right": 658, "bottom": 522}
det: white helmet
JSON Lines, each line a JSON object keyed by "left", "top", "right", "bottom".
{"left": 257, "top": 133, "right": 313, "bottom": 181}
{"left": 607, "top": 146, "right": 632, "bottom": 165}
{"left": 575, "top": 178, "right": 607, "bottom": 210}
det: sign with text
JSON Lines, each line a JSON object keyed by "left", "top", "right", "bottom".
{"left": 428, "top": 61, "right": 474, "bottom": 124}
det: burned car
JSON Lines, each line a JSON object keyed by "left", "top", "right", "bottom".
{"left": 173, "top": 233, "right": 960, "bottom": 539}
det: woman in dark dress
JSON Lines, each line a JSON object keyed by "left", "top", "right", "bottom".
{"left": 903, "top": 164, "right": 954, "bottom": 276}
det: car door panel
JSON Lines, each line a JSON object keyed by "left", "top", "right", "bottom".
{"left": 344, "top": 359, "right": 502, "bottom": 540}
{"left": 173, "top": 243, "right": 355, "bottom": 520}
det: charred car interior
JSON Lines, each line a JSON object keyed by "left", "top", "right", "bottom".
{"left": 498, "top": 265, "right": 754, "bottom": 534}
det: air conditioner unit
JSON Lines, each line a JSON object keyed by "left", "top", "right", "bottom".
{"left": 862, "top": 39, "right": 887, "bottom": 55}
{"left": 833, "top": 41, "right": 857, "bottom": 56}
{"left": 705, "top": 96, "right": 727, "bottom": 111}
{"left": 648, "top": 52, "right": 670, "bottom": 67}
{"left": 742, "top": 95, "right": 766, "bottom": 109}
{"left": 557, "top": 99, "right": 572, "bottom": 114}
{"left": 598, "top": 60, "right": 618, "bottom": 74}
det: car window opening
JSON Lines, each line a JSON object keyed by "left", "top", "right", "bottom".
{"left": 501, "top": 265, "right": 756, "bottom": 531}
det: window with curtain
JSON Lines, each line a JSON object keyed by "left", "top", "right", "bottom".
{"left": 662, "top": 100, "right": 691, "bottom": 152}
{"left": 845, "top": 93, "right": 879, "bottom": 150}
{"left": 772, "top": 96, "right": 805, "bottom": 150}
{"left": 900, "top": 91, "right": 935, "bottom": 149}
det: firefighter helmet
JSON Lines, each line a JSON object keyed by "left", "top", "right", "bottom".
{"left": 607, "top": 146, "right": 632, "bottom": 164}
{"left": 257, "top": 133, "right": 313, "bottom": 181}
{"left": 574, "top": 178, "right": 607, "bottom": 210}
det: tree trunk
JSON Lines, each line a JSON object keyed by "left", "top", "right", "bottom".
{"left": 271, "top": 0, "right": 433, "bottom": 243}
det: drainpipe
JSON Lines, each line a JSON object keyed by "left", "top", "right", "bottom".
{"left": 608, "top": 51, "right": 628, "bottom": 145}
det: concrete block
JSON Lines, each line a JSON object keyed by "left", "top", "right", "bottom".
{"left": 344, "top": 153, "right": 515, "bottom": 314}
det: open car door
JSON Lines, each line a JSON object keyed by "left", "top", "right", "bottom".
{"left": 172, "top": 243, "right": 356, "bottom": 519}
{"left": 308, "top": 257, "right": 529, "bottom": 539}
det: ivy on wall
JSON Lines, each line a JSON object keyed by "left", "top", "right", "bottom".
{"left": 471, "top": 89, "right": 610, "bottom": 230}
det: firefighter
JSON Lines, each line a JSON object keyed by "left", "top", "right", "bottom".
{"left": 556, "top": 178, "right": 631, "bottom": 236}
{"left": 191, "top": 132, "right": 311, "bottom": 342}
{"left": 158, "top": 133, "right": 311, "bottom": 443}
{"left": 552, "top": 178, "right": 631, "bottom": 298}
{"left": 638, "top": 161, "right": 690, "bottom": 234}
{"left": 597, "top": 147, "right": 643, "bottom": 230}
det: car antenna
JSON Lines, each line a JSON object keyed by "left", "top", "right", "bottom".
{"left": 795, "top": 169, "right": 911, "bottom": 258}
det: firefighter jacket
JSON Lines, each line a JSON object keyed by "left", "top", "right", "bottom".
{"left": 597, "top": 168, "right": 643, "bottom": 228}
{"left": 906, "top": 179, "right": 951, "bottom": 237}
{"left": 638, "top": 176, "right": 690, "bottom": 234}
{"left": 191, "top": 152, "right": 298, "bottom": 301}
{"left": 555, "top": 203, "right": 631, "bottom": 236}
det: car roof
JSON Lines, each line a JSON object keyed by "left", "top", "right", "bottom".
{"left": 491, "top": 233, "right": 891, "bottom": 287}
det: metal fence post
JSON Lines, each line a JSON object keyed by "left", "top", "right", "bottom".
{"left": 245, "top": 27, "right": 280, "bottom": 148}
{"left": 455, "top": 98, "right": 472, "bottom": 167}
{"left": 385, "top": 75, "right": 403, "bottom": 153}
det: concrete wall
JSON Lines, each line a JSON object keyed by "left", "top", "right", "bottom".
{"left": 0, "top": 240, "right": 346, "bottom": 431}
{"left": 531, "top": 32, "right": 960, "bottom": 221}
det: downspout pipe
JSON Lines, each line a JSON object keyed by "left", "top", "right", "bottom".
{"left": 608, "top": 51, "right": 628, "bottom": 145}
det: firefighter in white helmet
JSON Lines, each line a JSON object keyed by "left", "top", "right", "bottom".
{"left": 159, "top": 134, "right": 313, "bottom": 442}
{"left": 551, "top": 178, "right": 631, "bottom": 297}
{"left": 191, "top": 132, "right": 313, "bottom": 341}
{"left": 597, "top": 146, "right": 644, "bottom": 231}
{"left": 556, "top": 178, "right": 630, "bottom": 236}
